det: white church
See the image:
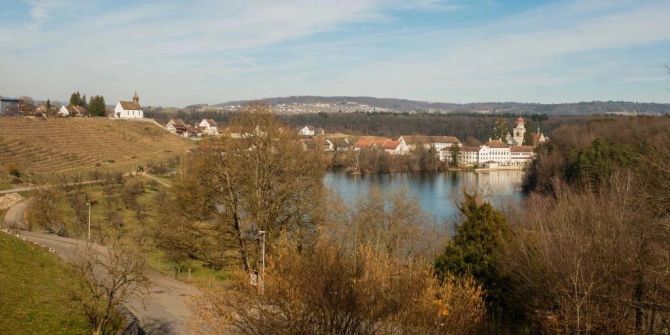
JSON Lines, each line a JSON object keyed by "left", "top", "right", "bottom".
{"left": 113, "top": 91, "right": 143, "bottom": 118}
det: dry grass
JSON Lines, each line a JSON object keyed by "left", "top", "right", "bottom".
{"left": 0, "top": 118, "right": 193, "bottom": 175}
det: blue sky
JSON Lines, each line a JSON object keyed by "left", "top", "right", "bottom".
{"left": 0, "top": 0, "right": 669, "bottom": 107}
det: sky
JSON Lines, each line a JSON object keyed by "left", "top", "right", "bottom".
{"left": 0, "top": 0, "right": 669, "bottom": 107}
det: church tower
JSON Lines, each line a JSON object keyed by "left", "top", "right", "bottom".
{"left": 132, "top": 91, "right": 139, "bottom": 104}
{"left": 512, "top": 116, "right": 526, "bottom": 145}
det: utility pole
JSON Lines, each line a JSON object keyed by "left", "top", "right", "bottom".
{"left": 259, "top": 230, "right": 266, "bottom": 293}
{"left": 86, "top": 202, "right": 91, "bottom": 241}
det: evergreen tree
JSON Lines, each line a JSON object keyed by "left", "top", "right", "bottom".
{"left": 434, "top": 193, "right": 511, "bottom": 314}
{"left": 88, "top": 95, "right": 107, "bottom": 117}
{"left": 81, "top": 94, "right": 88, "bottom": 109}
{"left": 46, "top": 99, "right": 52, "bottom": 113}
{"left": 69, "top": 91, "right": 82, "bottom": 106}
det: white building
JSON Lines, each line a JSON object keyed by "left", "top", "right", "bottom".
{"left": 199, "top": 118, "right": 219, "bottom": 136}
{"left": 442, "top": 139, "right": 535, "bottom": 167}
{"left": 113, "top": 92, "right": 143, "bottom": 119}
{"left": 166, "top": 118, "right": 187, "bottom": 134}
{"left": 58, "top": 105, "right": 87, "bottom": 117}
{"left": 298, "top": 126, "right": 315, "bottom": 136}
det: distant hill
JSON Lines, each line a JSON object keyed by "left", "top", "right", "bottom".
{"left": 0, "top": 118, "right": 193, "bottom": 175}
{"left": 215, "top": 96, "right": 670, "bottom": 115}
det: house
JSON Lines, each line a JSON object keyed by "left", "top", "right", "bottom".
{"left": 298, "top": 126, "right": 315, "bottom": 136}
{"left": 397, "top": 135, "right": 461, "bottom": 153}
{"left": 0, "top": 97, "right": 20, "bottom": 115}
{"left": 353, "top": 136, "right": 403, "bottom": 154}
{"left": 199, "top": 119, "right": 219, "bottom": 136}
{"left": 382, "top": 140, "right": 403, "bottom": 155}
{"left": 354, "top": 136, "right": 389, "bottom": 150}
{"left": 58, "top": 105, "right": 88, "bottom": 117}
{"left": 166, "top": 118, "right": 188, "bottom": 134}
{"left": 113, "top": 91, "right": 143, "bottom": 119}
{"left": 324, "top": 137, "right": 351, "bottom": 151}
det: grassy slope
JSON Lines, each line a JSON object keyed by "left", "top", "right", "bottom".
{"left": 0, "top": 118, "right": 194, "bottom": 176}
{"left": 0, "top": 233, "right": 88, "bottom": 335}
{"left": 52, "top": 179, "right": 229, "bottom": 288}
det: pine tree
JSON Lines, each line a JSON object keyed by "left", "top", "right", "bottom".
{"left": 434, "top": 193, "right": 510, "bottom": 314}
{"left": 46, "top": 99, "right": 52, "bottom": 113}
{"left": 69, "top": 91, "right": 82, "bottom": 106}
{"left": 88, "top": 95, "right": 107, "bottom": 117}
{"left": 81, "top": 94, "right": 88, "bottom": 109}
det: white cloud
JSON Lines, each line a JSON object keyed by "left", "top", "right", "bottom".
{"left": 1, "top": 0, "right": 669, "bottom": 105}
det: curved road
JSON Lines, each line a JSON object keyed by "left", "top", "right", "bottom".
{"left": 3, "top": 200, "right": 200, "bottom": 334}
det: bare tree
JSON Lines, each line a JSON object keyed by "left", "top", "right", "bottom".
{"left": 189, "top": 238, "right": 486, "bottom": 335}
{"left": 168, "top": 103, "right": 325, "bottom": 273}
{"left": 70, "top": 242, "right": 150, "bottom": 335}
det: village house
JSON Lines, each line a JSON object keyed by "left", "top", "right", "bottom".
{"left": 0, "top": 97, "right": 20, "bottom": 115}
{"left": 354, "top": 136, "right": 404, "bottom": 155}
{"left": 298, "top": 126, "right": 324, "bottom": 136}
{"left": 298, "top": 126, "right": 315, "bottom": 136}
{"left": 199, "top": 118, "right": 219, "bottom": 136}
{"left": 58, "top": 105, "right": 88, "bottom": 117}
{"left": 113, "top": 91, "right": 143, "bottom": 119}
{"left": 166, "top": 118, "right": 188, "bottom": 135}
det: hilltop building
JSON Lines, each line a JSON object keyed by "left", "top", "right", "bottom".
{"left": 114, "top": 91, "right": 143, "bottom": 119}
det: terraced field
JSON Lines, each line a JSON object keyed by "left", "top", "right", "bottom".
{"left": 0, "top": 118, "right": 194, "bottom": 175}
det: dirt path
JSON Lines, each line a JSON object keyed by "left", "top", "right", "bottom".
{"left": 3, "top": 201, "right": 200, "bottom": 334}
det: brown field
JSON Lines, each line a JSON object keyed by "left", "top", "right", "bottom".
{"left": 0, "top": 117, "right": 194, "bottom": 175}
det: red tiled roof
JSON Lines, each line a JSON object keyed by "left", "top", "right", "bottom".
{"left": 511, "top": 146, "right": 535, "bottom": 153}
{"left": 383, "top": 140, "right": 400, "bottom": 150}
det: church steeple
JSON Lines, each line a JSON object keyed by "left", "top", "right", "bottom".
{"left": 132, "top": 90, "right": 139, "bottom": 104}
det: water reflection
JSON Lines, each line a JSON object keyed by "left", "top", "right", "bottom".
{"left": 323, "top": 170, "right": 525, "bottom": 223}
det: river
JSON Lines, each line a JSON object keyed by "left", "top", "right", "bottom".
{"left": 324, "top": 170, "right": 526, "bottom": 223}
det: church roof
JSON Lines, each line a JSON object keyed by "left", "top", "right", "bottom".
{"left": 119, "top": 101, "right": 141, "bottom": 110}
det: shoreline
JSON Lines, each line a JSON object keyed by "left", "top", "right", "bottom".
{"left": 331, "top": 165, "right": 526, "bottom": 176}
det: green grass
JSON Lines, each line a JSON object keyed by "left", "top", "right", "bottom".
{"left": 0, "top": 233, "right": 89, "bottom": 335}
{"left": 33, "top": 178, "right": 231, "bottom": 288}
